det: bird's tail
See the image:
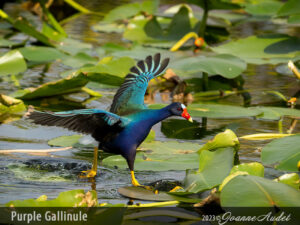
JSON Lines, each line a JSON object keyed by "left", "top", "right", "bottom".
{"left": 127, "top": 53, "right": 170, "bottom": 82}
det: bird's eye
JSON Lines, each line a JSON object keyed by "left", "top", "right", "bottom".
{"left": 177, "top": 107, "right": 181, "bottom": 111}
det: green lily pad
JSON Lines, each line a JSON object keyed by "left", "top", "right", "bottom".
{"left": 48, "top": 135, "right": 82, "bottom": 147}
{"left": 55, "top": 38, "right": 92, "bottom": 55}
{"left": 261, "top": 134, "right": 300, "bottom": 171}
{"left": 187, "top": 0, "right": 240, "bottom": 11}
{"left": 244, "top": 1, "right": 282, "bottom": 16}
{"left": 229, "top": 162, "right": 264, "bottom": 177}
{"left": 274, "top": 173, "right": 300, "bottom": 189}
{"left": 103, "top": 141, "right": 199, "bottom": 171}
{"left": 0, "top": 50, "right": 27, "bottom": 76}
{"left": 6, "top": 189, "right": 97, "bottom": 207}
{"left": 288, "top": 14, "right": 300, "bottom": 24}
{"left": 171, "top": 54, "right": 246, "bottom": 79}
{"left": 219, "top": 162, "right": 264, "bottom": 191}
{"left": 84, "top": 57, "right": 136, "bottom": 86}
{"left": 212, "top": 34, "right": 300, "bottom": 64}
{"left": 61, "top": 52, "right": 98, "bottom": 68}
{"left": 0, "top": 94, "right": 26, "bottom": 115}
{"left": 184, "top": 147, "right": 234, "bottom": 193}
{"left": 103, "top": 0, "right": 157, "bottom": 22}
{"left": 111, "top": 46, "right": 172, "bottom": 60}
{"left": 118, "top": 186, "right": 175, "bottom": 201}
{"left": 145, "top": 6, "right": 193, "bottom": 41}
{"left": 253, "top": 106, "right": 300, "bottom": 120}
{"left": 47, "top": 130, "right": 154, "bottom": 148}
{"left": 187, "top": 103, "right": 261, "bottom": 118}
{"left": 220, "top": 175, "right": 300, "bottom": 206}
{"left": 93, "top": 22, "right": 125, "bottom": 33}
{"left": 277, "top": 0, "right": 300, "bottom": 17}
{"left": 19, "top": 46, "right": 65, "bottom": 62}
{"left": 198, "top": 129, "right": 239, "bottom": 153}
{"left": 123, "top": 18, "right": 159, "bottom": 44}
{"left": 12, "top": 73, "right": 88, "bottom": 100}
{"left": 0, "top": 38, "right": 20, "bottom": 47}
{"left": 119, "top": 186, "right": 202, "bottom": 203}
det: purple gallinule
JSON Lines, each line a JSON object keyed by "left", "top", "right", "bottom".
{"left": 27, "top": 53, "right": 193, "bottom": 187}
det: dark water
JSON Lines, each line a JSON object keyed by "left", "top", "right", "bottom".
{"left": 0, "top": 1, "right": 299, "bottom": 204}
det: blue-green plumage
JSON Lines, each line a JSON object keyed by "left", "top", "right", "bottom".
{"left": 27, "top": 53, "right": 191, "bottom": 177}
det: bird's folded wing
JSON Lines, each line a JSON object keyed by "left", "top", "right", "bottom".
{"left": 110, "top": 53, "right": 169, "bottom": 115}
{"left": 26, "top": 108, "right": 128, "bottom": 135}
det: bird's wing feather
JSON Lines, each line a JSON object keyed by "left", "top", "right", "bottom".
{"left": 26, "top": 108, "right": 129, "bottom": 135}
{"left": 110, "top": 53, "right": 169, "bottom": 115}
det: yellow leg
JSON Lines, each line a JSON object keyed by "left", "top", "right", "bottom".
{"left": 80, "top": 147, "right": 98, "bottom": 178}
{"left": 130, "top": 170, "right": 153, "bottom": 191}
{"left": 130, "top": 170, "right": 141, "bottom": 186}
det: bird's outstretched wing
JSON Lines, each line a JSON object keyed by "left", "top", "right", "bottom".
{"left": 26, "top": 108, "right": 129, "bottom": 142}
{"left": 110, "top": 53, "right": 170, "bottom": 115}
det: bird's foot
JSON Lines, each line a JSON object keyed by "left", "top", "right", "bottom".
{"left": 131, "top": 170, "right": 155, "bottom": 191}
{"left": 169, "top": 186, "right": 184, "bottom": 192}
{"left": 79, "top": 169, "right": 97, "bottom": 178}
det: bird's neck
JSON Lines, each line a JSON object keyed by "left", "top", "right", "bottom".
{"left": 145, "top": 106, "right": 172, "bottom": 126}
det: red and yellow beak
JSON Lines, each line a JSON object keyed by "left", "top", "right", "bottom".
{"left": 181, "top": 107, "right": 193, "bottom": 123}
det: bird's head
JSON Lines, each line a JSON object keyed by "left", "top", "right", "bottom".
{"left": 169, "top": 102, "right": 193, "bottom": 122}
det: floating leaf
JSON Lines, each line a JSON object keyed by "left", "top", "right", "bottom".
{"left": 55, "top": 38, "right": 92, "bottom": 55}
{"left": 220, "top": 175, "right": 300, "bottom": 206}
{"left": 277, "top": 0, "right": 300, "bottom": 17}
{"left": 187, "top": 0, "right": 240, "bottom": 11}
{"left": 212, "top": 34, "right": 300, "bottom": 64}
{"left": 187, "top": 103, "right": 261, "bottom": 118}
{"left": 103, "top": 0, "right": 157, "bottom": 22}
{"left": 219, "top": 162, "right": 264, "bottom": 191}
{"left": 184, "top": 147, "right": 234, "bottom": 193}
{"left": 48, "top": 135, "right": 82, "bottom": 147}
{"left": 103, "top": 141, "right": 199, "bottom": 171}
{"left": 198, "top": 129, "right": 239, "bottom": 153}
{"left": 0, "top": 50, "right": 27, "bottom": 76}
{"left": 12, "top": 73, "right": 88, "bottom": 100}
{"left": 145, "top": 6, "right": 192, "bottom": 41}
{"left": 6, "top": 189, "right": 97, "bottom": 207}
{"left": 253, "top": 106, "right": 300, "bottom": 120}
{"left": 230, "top": 162, "right": 264, "bottom": 177}
{"left": 118, "top": 186, "right": 175, "bottom": 201}
{"left": 274, "top": 173, "right": 300, "bottom": 189}
{"left": 261, "top": 134, "right": 300, "bottom": 171}
{"left": 288, "top": 14, "right": 300, "bottom": 24}
{"left": 219, "top": 171, "right": 248, "bottom": 191}
{"left": 0, "top": 38, "right": 20, "bottom": 47}
{"left": 244, "top": 1, "right": 282, "bottom": 16}
{"left": 61, "top": 52, "right": 98, "bottom": 68}
{"left": 170, "top": 54, "right": 246, "bottom": 79}
{"left": 84, "top": 57, "right": 136, "bottom": 86}
{"left": 144, "top": 129, "right": 155, "bottom": 143}
{"left": 0, "top": 94, "right": 26, "bottom": 115}
{"left": 93, "top": 22, "right": 125, "bottom": 33}
{"left": 19, "top": 46, "right": 65, "bottom": 62}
